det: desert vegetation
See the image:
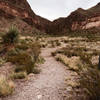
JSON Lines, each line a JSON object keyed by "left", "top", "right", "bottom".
{"left": 0, "top": 27, "right": 42, "bottom": 96}
{"left": 0, "top": 26, "right": 100, "bottom": 100}
{"left": 50, "top": 35, "right": 100, "bottom": 100}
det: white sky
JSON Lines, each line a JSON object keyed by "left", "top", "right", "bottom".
{"left": 27, "top": 0, "right": 100, "bottom": 21}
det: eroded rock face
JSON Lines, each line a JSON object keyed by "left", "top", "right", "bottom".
{"left": 0, "top": 2, "right": 29, "bottom": 18}
{"left": 49, "top": 3, "right": 100, "bottom": 34}
{"left": 71, "top": 16, "right": 100, "bottom": 30}
{"left": 0, "top": 0, "right": 51, "bottom": 33}
{"left": 0, "top": 0, "right": 99, "bottom": 34}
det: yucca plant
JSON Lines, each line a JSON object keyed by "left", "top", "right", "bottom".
{"left": 2, "top": 26, "right": 19, "bottom": 46}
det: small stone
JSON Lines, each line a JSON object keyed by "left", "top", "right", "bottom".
{"left": 37, "top": 95, "right": 42, "bottom": 99}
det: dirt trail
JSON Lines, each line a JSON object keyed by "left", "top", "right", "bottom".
{"left": 4, "top": 47, "right": 71, "bottom": 100}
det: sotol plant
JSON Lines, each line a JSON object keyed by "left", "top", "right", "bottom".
{"left": 2, "top": 26, "right": 19, "bottom": 46}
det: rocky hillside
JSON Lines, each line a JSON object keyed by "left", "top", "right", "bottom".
{"left": 0, "top": 0, "right": 51, "bottom": 34}
{"left": 49, "top": 3, "right": 100, "bottom": 34}
{"left": 0, "top": 0, "right": 99, "bottom": 35}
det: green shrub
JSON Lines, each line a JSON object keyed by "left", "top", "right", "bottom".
{"left": 7, "top": 52, "right": 35, "bottom": 74}
{"left": 2, "top": 27, "right": 19, "bottom": 45}
{"left": 79, "top": 68, "right": 100, "bottom": 100}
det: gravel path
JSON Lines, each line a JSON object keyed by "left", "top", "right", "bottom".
{"left": 3, "top": 47, "right": 69, "bottom": 100}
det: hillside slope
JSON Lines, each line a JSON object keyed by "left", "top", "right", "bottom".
{"left": 48, "top": 3, "right": 100, "bottom": 34}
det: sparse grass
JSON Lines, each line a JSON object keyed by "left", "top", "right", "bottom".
{"left": 50, "top": 35, "right": 100, "bottom": 99}
{"left": 0, "top": 75, "right": 15, "bottom": 96}
{"left": 54, "top": 46, "right": 98, "bottom": 68}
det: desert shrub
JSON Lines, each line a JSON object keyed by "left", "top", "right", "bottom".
{"left": 7, "top": 52, "right": 35, "bottom": 74}
{"left": 56, "top": 41, "right": 61, "bottom": 46}
{"left": 10, "top": 72, "right": 27, "bottom": 80}
{"left": 51, "top": 52, "right": 56, "bottom": 56}
{"left": 33, "top": 68, "right": 41, "bottom": 74}
{"left": 37, "top": 56, "right": 45, "bottom": 64}
{"left": 63, "top": 40, "right": 68, "bottom": 43}
{"left": 79, "top": 68, "right": 100, "bottom": 100}
{"left": 2, "top": 27, "right": 19, "bottom": 46}
{"left": 6, "top": 48, "right": 19, "bottom": 56}
{"left": 15, "top": 43, "right": 29, "bottom": 50}
{"left": 0, "top": 58, "right": 5, "bottom": 67}
{"left": 0, "top": 75, "right": 15, "bottom": 96}
{"left": 40, "top": 43, "right": 47, "bottom": 48}
{"left": 30, "top": 42, "right": 41, "bottom": 62}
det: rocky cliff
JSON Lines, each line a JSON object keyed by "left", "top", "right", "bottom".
{"left": 0, "top": 0, "right": 51, "bottom": 34}
{"left": 0, "top": 0, "right": 99, "bottom": 35}
{"left": 49, "top": 3, "right": 100, "bottom": 34}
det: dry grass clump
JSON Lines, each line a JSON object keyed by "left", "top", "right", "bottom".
{"left": 56, "top": 54, "right": 81, "bottom": 71}
{"left": 0, "top": 75, "right": 15, "bottom": 96}
{"left": 10, "top": 72, "right": 27, "bottom": 80}
{"left": 0, "top": 58, "right": 5, "bottom": 67}
{"left": 29, "top": 42, "right": 41, "bottom": 63}
{"left": 54, "top": 46, "right": 98, "bottom": 68}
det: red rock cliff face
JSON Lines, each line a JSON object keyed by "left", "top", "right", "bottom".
{"left": 0, "top": 0, "right": 99, "bottom": 35}
{"left": 0, "top": 0, "right": 51, "bottom": 33}
{"left": 48, "top": 3, "right": 100, "bottom": 34}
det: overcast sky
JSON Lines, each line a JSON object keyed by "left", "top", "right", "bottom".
{"left": 27, "top": 0, "right": 100, "bottom": 21}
